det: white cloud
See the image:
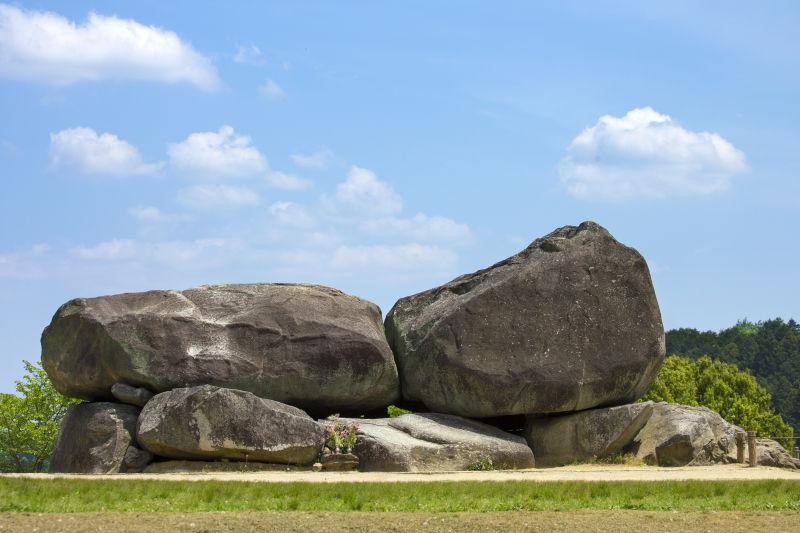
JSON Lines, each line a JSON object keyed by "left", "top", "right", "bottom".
{"left": 325, "top": 165, "right": 403, "bottom": 217}
{"left": 291, "top": 147, "right": 335, "bottom": 169}
{"left": 168, "top": 126, "right": 267, "bottom": 179}
{"left": 559, "top": 107, "right": 748, "bottom": 200}
{"left": 69, "top": 237, "right": 235, "bottom": 267}
{"left": 265, "top": 171, "right": 313, "bottom": 191}
{"left": 177, "top": 185, "right": 261, "bottom": 210}
{"left": 71, "top": 239, "right": 137, "bottom": 260}
{"left": 268, "top": 201, "right": 316, "bottom": 228}
{"left": 0, "top": 243, "right": 51, "bottom": 278}
{"left": 0, "top": 4, "right": 219, "bottom": 90}
{"left": 149, "top": 238, "right": 234, "bottom": 267}
{"left": 259, "top": 79, "right": 285, "bottom": 99}
{"left": 10, "top": 158, "right": 470, "bottom": 292}
{"left": 359, "top": 213, "right": 472, "bottom": 244}
{"left": 262, "top": 166, "right": 469, "bottom": 277}
{"left": 330, "top": 244, "right": 458, "bottom": 272}
{"left": 233, "top": 44, "right": 265, "bottom": 66}
{"left": 271, "top": 243, "right": 458, "bottom": 279}
{"left": 128, "top": 206, "right": 188, "bottom": 223}
{"left": 128, "top": 205, "right": 169, "bottom": 222}
{"left": 50, "top": 127, "right": 162, "bottom": 177}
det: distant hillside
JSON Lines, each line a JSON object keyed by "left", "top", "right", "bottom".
{"left": 666, "top": 318, "right": 800, "bottom": 436}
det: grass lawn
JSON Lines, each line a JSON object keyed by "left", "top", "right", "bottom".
{"left": 1, "top": 479, "right": 799, "bottom": 512}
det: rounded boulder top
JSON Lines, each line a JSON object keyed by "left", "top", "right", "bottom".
{"left": 385, "top": 221, "right": 665, "bottom": 418}
{"left": 41, "top": 282, "right": 399, "bottom": 415}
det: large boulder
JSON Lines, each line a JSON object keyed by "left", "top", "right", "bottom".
{"left": 111, "top": 383, "right": 153, "bottom": 408}
{"left": 385, "top": 221, "right": 665, "bottom": 417}
{"left": 526, "top": 402, "right": 747, "bottom": 467}
{"left": 50, "top": 402, "right": 145, "bottom": 473}
{"left": 137, "top": 385, "right": 325, "bottom": 464}
{"left": 344, "top": 413, "right": 535, "bottom": 472}
{"left": 320, "top": 451, "right": 359, "bottom": 471}
{"left": 42, "top": 283, "right": 399, "bottom": 414}
{"left": 122, "top": 446, "right": 153, "bottom": 472}
{"left": 632, "top": 403, "right": 739, "bottom": 466}
{"left": 525, "top": 402, "right": 654, "bottom": 467}
{"left": 755, "top": 438, "right": 800, "bottom": 469}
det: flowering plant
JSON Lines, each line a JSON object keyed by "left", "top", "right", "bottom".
{"left": 323, "top": 414, "right": 359, "bottom": 453}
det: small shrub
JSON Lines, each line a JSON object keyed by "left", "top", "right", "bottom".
{"left": 595, "top": 453, "right": 643, "bottom": 465}
{"left": 323, "top": 414, "right": 358, "bottom": 453}
{"left": 570, "top": 453, "right": 643, "bottom": 466}
{"left": 467, "top": 457, "right": 495, "bottom": 471}
{"left": 387, "top": 405, "right": 411, "bottom": 418}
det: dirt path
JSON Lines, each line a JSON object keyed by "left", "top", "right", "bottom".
{"left": 2, "top": 511, "right": 798, "bottom": 532}
{"left": 5, "top": 464, "right": 799, "bottom": 483}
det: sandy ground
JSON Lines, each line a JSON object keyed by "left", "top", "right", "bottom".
{"left": 4, "top": 463, "right": 799, "bottom": 483}
{"left": 1, "top": 511, "right": 798, "bottom": 532}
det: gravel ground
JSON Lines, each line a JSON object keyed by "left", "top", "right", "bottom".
{"left": 4, "top": 464, "right": 799, "bottom": 483}
{"left": 1, "top": 511, "right": 798, "bottom": 532}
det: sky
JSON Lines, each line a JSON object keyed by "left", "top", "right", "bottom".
{"left": 1, "top": 1, "right": 799, "bottom": 393}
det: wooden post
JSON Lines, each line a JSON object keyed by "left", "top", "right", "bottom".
{"left": 747, "top": 430, "right": 757, "bottom": 467}
{"left": 735, "top": 431, "right": 745, "bottom": 463}
{"left": 794, "top": 447, "right": 799, "bottom": 460}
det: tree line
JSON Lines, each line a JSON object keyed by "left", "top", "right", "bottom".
{"left": 666, "top": 318, "right": 799, "bottom": 438}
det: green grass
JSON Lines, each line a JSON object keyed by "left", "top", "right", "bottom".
{"left": 1, "top": 479, "right": 799, "bottom": 512}
{"left": 386, "top": 405, "right": 411, "bottom": 417}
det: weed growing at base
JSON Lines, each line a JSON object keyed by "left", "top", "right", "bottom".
{"left": 1, "top": 479, "right": 799, "bottom": 512}
{"left": 570, "top": 453, "right": 645, "bottom": 466}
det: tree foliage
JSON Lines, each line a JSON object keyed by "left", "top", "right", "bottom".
{"left": 666, "top": 318, "right": 800, "bottom": 437}
{"left": 644, "top": 355, "right": 793, "bottom": 448}
{"left": 0, "top": 361, "right": 78, "bottom": 472}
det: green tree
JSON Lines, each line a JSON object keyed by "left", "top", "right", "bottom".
{"left": 644, "top": 355, "right": 794, "bottom": 449}
{"left": 0, "top": 361, "right": 78, "bottom": 472}
{"left": 666, "top": 318, "right": 800, "bottom": 436}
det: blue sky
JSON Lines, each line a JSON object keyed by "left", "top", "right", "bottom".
{"left": 1, "top": 1, "right": 798, "bottom": 393}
